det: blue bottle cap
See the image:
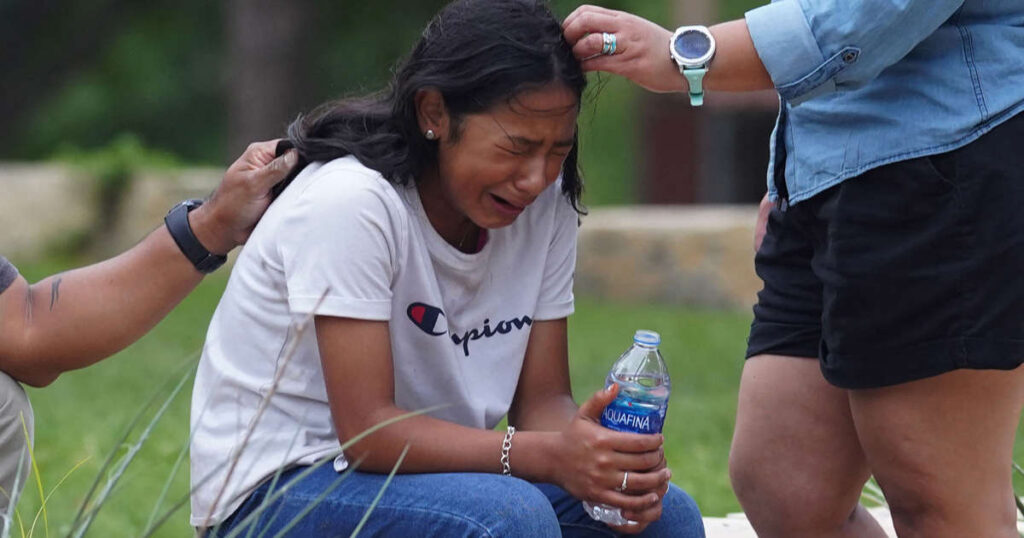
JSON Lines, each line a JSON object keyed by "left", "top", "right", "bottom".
{"left": 633, "top": 330, "right": 660, "bottom": 346}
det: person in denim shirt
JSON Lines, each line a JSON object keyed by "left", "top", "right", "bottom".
{"left": 565, "top": 2, "right": 1023, "bottom": 536}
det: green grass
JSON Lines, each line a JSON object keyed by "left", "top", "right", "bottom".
{"left": 11, "top": 257, "right": 1024, "bottom": 535}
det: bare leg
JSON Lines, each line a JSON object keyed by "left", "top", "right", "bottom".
{"left": 730, "top": 355, "right": 888, "bottom": 538}
{"left": 849, "top": 365, "right": 1024, "bottom": 538}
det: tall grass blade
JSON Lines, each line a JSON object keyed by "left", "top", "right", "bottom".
{"left": 146, "top": 397, "right": 440, "bottom": 536}
{"left": 335, "top": 406, "right": 444, "bottom": 455}
{"left": 141, "top": 433, "right": 320, "bottom": 538}
{"left": 142, "top": 423, "right": 191, "bottom": 533}
{"left": 266, "top": 467, "right": 352, "bottom": 538}
{"left": 28, "top": 458, "right": 89, "bottom": 538}
{"left": 347, "top": 444, "right": 410, "bottom": 538}
{"left": 206, "top": 416, "right": 324, "bottom": 538}
{"left": 66, "top": 353, "right": 199, "bottom": 533}
{"left": 202, "top": 292, "right": 328, "bottom": 527}
{"left": 218, "top": 458, "right": 350, "bottom": 538}
{"left": 142, "top": 382, "right": 225, "bottom": 533}
{"left": 21, "top": 414, "right": 48, "bottom": 538}
{"left": 139, "top": 467, "right": 226, "bottom": 538}
{"left": 70, "top": 358, "right": 197, "bottom": 538}
{"left": 141, "top": 356, "right": 231, "bottom": 537}
{"left": 859, "top": 476, "right": 886, "bottom": 507}
{"left": 1013, "top": 462, "right": 1024, "bottom": 521}
{"left": 247, "top": 421, "right": 315, "bottom": 538}
{"left": 0, "top": 484, "right": 11, "bottom": 538}
{"left": 10, "top": 509, "right": 22, "bottom": 538}
{"left": 0, "top": 442, "right": 27, "bottom": 538}
{"left": 213, "top": 405, "right": 441, "bottom": 538}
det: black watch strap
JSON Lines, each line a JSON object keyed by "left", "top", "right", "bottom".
{"left": 164, "top": 199, "right": 227, "bottom": 274}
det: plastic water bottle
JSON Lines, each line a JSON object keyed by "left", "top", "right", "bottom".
{"left": 583, "top": 330, "right": 671, "bottom": 526}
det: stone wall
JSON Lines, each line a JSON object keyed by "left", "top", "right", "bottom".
{"left": 1, "top": 164, "right": 761, "bottom": 310}
{"left": 0, "top": 164, "right": 96, "bottom": 257}
{"left": 0, "top": 163, "right": 223, "bottom": 259}
{"left": 577, "top": 207, "right": 760, "bottom": 310}
{"left": 109, "top": 167, "right": 225, "bottom": 251}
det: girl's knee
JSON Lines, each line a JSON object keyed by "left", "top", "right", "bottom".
{"left": 449, "top": 476, "right": 560, "bottom": 537}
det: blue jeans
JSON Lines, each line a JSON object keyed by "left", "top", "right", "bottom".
{"left": 211, "top": 464, "right": 705, "bottom": 537}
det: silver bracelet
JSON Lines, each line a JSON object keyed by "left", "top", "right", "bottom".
{"left": 500, "top": 426, "right": 516, "bottom": 476}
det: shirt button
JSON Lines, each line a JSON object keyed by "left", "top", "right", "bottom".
{"left": 842, "top": 50, "right": 859, "bottom": 63}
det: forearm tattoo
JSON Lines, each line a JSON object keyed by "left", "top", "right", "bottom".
{"left": 49, "top": 276, "right": 63, "bottom": 311}
{"left": 23, "top": 284, "right": 34, "bottom": 324}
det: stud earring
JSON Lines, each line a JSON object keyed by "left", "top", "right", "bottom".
{"left": 425, "top": 129, "right": 437, "bottom": 140}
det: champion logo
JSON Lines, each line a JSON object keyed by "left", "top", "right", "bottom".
{"left": 450, "top": 315, "right": 533, "bottom": 357}
{"left": 407, "top": 302, "right": 448, "bottom": 336}
{"left": 406, "top": 302, "right": 533, "bottom": 357}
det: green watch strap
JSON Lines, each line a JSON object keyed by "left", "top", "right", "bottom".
{"left": 683, "top": 67, "right": 707, "bottom": 107}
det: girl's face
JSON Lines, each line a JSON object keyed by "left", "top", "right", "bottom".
{"left": 417, "top": 83, "right": 579, "bottom": 236}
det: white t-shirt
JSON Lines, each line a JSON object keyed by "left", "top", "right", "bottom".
{"left": 189, "top": 156, "right": 578, "bottom": 525}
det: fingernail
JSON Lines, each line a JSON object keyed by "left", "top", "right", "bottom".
{"left": 664, "top": 468, "right": 673, "bottom": 480}
{"left": 284, "top": 150, "right": 298, "bottom": 166}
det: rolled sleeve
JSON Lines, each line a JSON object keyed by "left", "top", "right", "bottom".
{"left": 278, "top": 171, "right": 401, "bottom": 321}
{"left": 533, "top": 189, "right": 577, "bottom": 321}
{"left": 746, "top": 0, "right": 963, "bottom": 105}
{"left": 746, "top": 1, "right": 839, "bottom": 104}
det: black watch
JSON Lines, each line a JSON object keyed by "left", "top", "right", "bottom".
{"left": 164, "top": 199, "right": 227, "bottom": 274}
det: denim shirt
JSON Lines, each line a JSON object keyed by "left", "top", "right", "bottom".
{"left": 744, "top": 0, "right": 1024, "bottom": 204}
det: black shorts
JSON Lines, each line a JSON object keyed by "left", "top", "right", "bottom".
{"left": 746, "top": 112, "right": 1024, "bottom": 389}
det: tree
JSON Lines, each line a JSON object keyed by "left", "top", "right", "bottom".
{"left": 224, "top": 0, "right": 310, "bottom": 158}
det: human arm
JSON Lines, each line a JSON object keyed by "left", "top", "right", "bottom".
{"left": 755, "top": 192, "right": 772, "bottom": 252}
{"left": 0, "top": 140, "right": 297, "bottom": 386}
{"left": 563, "top": 1, "right": 964, "bottom": 103}
{"left": 315, "top": 315, "right": 667, "bottom": 515}
{"left": 497, "top": 191, "right": 668, "bottom": 532}
{"left": 563, "top": 8, "right": 770, "bottom": 94}
{"left": 507, "top": 318, "right": 672, "bottom": 533}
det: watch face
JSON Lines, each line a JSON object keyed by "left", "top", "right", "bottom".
{"left": 674, "top": 29, "right": 711, "bottom": 61}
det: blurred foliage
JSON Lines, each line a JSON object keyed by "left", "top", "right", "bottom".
{"left": 54, "top": 133, "right": 180, "bottom": 193}
{"left": 2, "top": 0, "right": 763, "bottom": 206}
{"left": 50, "top": 134, "right": 181, "bottom": 254}
{"left": 719, "top": 0, "right": 764, "bottom": 20}
{"left": 1, "top": 2, "right": 224, "bottom": 162}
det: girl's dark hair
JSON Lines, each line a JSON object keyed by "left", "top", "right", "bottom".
{"left": 280, "top": 0, "right": 586, "bottom": 212}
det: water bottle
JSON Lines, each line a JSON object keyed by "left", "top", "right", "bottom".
{"left": 583, "top": 330, "right": 671, "bottom": 526}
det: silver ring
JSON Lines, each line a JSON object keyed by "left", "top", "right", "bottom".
{"left": 601, "top": 32, "right": 617, "bottom": 55}
{"left": 616, "top": 471, "right": 629, "bottom": 492}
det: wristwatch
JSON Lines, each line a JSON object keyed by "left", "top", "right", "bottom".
{"left": 669, "top": 25, "right": 717, "bottom": 107}
{"left": 164, "top": 199, "right": 227, "bottom": 274}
